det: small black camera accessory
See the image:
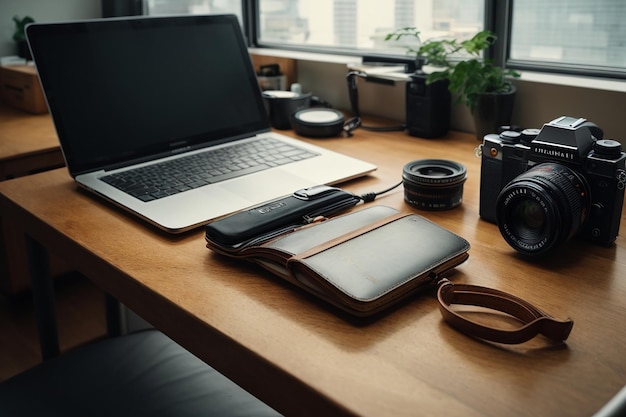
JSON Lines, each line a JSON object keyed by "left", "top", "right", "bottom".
{"left": 292, "top": 108, "right": 345, "bottom": 138}
{"left": 262, "top": 90, "right": 312, "bottom": 130}
{"left": 405, "top": 72, "right": 451, "bottom": 138}
{"left": 205, "top": 185, "right": 359, "bottom": 250}
{"left": 402, "top": 159, "right": 467, "bottom": 210}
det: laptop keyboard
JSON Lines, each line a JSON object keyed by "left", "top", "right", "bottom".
{"left": 101, "top": 137, "right": 319, "bottom": 202}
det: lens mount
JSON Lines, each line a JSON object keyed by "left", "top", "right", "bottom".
{"left": 495, "top": 162, "right": 589, "bottom": 256}
{"left": 402, "top": 159, "right": 467, "bottom": 210}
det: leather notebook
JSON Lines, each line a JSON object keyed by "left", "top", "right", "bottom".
{"left": 205, "top": 206, "right": 470, "bottom": 316}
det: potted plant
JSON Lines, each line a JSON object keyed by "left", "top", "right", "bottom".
{"left": 12, "top": 15, "right": 35, "bottom": 61}
{"left": 386, "top": 28, "right": 520, "bottom": 140}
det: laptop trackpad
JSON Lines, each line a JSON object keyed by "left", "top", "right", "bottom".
{"left": 210, "top": 168, "right": 316, "bottom": 206}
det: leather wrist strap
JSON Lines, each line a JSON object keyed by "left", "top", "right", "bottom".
{"left": 436, "top": 279, "right": 574, "bottom": 344}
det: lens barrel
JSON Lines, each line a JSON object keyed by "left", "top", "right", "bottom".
{"left": 495, "top": 162, "right": 589, "bottom": 256}
{"left": 402, "top": 159, "right": 467, "bottom": 210}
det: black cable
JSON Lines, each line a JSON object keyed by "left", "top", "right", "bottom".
{"left": 347, "top": 71, "right": 363, "bottom": 117}
{"left": 310, "top": 95, "right": 332, "bottom": 108}
{"left": 355, "top": 180, "right": 403, "bottom": 203}
{"left": 343, "top": 116, "right": 361, "bottom": 136}
{"left": 344, "top": 71, "right": 406, "bottom": 137}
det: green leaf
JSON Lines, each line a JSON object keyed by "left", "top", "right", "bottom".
{"left": 12, "top": 15, "right": 35, "bottom": 42}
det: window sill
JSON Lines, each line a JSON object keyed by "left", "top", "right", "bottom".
{"left": 249, "top": 48, "right": 358, "bottom": 65}
{"left": 249, "top": 48, "right": 626, "bottom": 93}
{"left": 518, "top": 71, "right": 626, "bottom": 93}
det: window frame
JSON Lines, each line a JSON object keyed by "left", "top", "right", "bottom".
{"left": 248, "top": 0, "right": 496, "bottom": 60}
{"left": 499, "top": 0, "right": 626, "bottom": 80}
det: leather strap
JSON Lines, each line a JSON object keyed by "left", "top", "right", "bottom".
{"left": 436, "top": 279, "right": 574, "bottom": 344}
{"left": 292, "top": 212, "right": 409, "bottom": 260}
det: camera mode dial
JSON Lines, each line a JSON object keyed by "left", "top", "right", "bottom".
{"left": 593, "top": 139, "right": 623, "bottom": 159}
{"left": 499, "top": 131, "right": 521, "bottom": 143}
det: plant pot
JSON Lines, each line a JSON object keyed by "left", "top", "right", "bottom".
{"left": 16, "top": 40, "right": 32, "bottom": 61}
{"left": 472, "top": 84, "right": 516, "bottom": 140}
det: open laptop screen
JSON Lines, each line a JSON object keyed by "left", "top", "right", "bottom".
{"left": 27, "top": 14, "right": 270, "bottom": 176}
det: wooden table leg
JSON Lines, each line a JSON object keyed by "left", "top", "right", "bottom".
{"left": 25, "top": 234, "right": 60, "bottom": 360}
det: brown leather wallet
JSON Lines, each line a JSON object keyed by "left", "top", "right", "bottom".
{"left": 437, "top": 279, "right": 574, "bottom": 344}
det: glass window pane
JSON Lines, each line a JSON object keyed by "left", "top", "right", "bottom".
{"left": 145, "top": 0, "right": 242, "bottom": 20}
{"left": 257, "top": 0, "right": 485, "bottom": 54}
{"left": 510, "top": 0, "right": 626, "bottom": 70}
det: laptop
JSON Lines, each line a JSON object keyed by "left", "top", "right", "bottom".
{"left": 25, "top": 14, "right": 376, "bottom": 233}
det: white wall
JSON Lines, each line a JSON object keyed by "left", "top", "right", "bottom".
{"left": 0, "top": 0, "right": 101, "bottom": 57}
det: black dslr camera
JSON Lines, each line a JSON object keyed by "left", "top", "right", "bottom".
{"left": 479, "top": 116, "right": 626, "bottom": 256}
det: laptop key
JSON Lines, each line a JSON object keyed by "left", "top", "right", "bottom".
{"left": 135, "top": 194, "right": 156, "bottom": 202}
{"left": 206, "top": 164, "right": 270, "bottom": 183}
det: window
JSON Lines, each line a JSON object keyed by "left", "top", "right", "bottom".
{"left": 144, "top": 0, "right": 242, "bottom": 21}
{"left": 508, "top": 0, "right": 626, "bottom": 77}
{"left": 130, "top": 0, "right": 626, "bottom": 78}
{"left": 256, "top": 0, "right": 485, "bottom": 55}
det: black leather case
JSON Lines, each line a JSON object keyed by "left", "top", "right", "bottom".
{"left": 206, "top": 206, "right": 470, "bottom": 317}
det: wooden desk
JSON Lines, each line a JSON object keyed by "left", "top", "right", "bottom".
{"left": 0, "top": 129, "right": 624, "bottom": 416}
{"left": 0, "top": 104, "right": 63, "bottom": 180}
{"left": 0, "top": 104, "right": 66, "bottom": 294}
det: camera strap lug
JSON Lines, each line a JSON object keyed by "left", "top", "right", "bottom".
{"left": 474, "top": 144, "right": 483, "bottom": 158}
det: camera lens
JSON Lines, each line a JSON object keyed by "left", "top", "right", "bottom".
{"left": 495, "top": 163, "right": 590, "bottom": 256}
{"left": 402, "top": 159, "right": 467, "bottom": 210}
{"left": 510, "top": 199, "right": 546, "bottom": 240}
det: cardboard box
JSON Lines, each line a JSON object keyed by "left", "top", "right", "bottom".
{"left": 0, "top": 65, "right": 48, "bottom": 114}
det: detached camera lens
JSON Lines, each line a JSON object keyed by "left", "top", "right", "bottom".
{"left": 495, "top": 162, "right": 589, "bottom": 256}
{"left": 402, "top": 159, "right": 467, "bottom": 210}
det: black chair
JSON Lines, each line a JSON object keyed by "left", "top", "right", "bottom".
{"left": 0, "top": 329, "right": 281, "bottom": 416}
